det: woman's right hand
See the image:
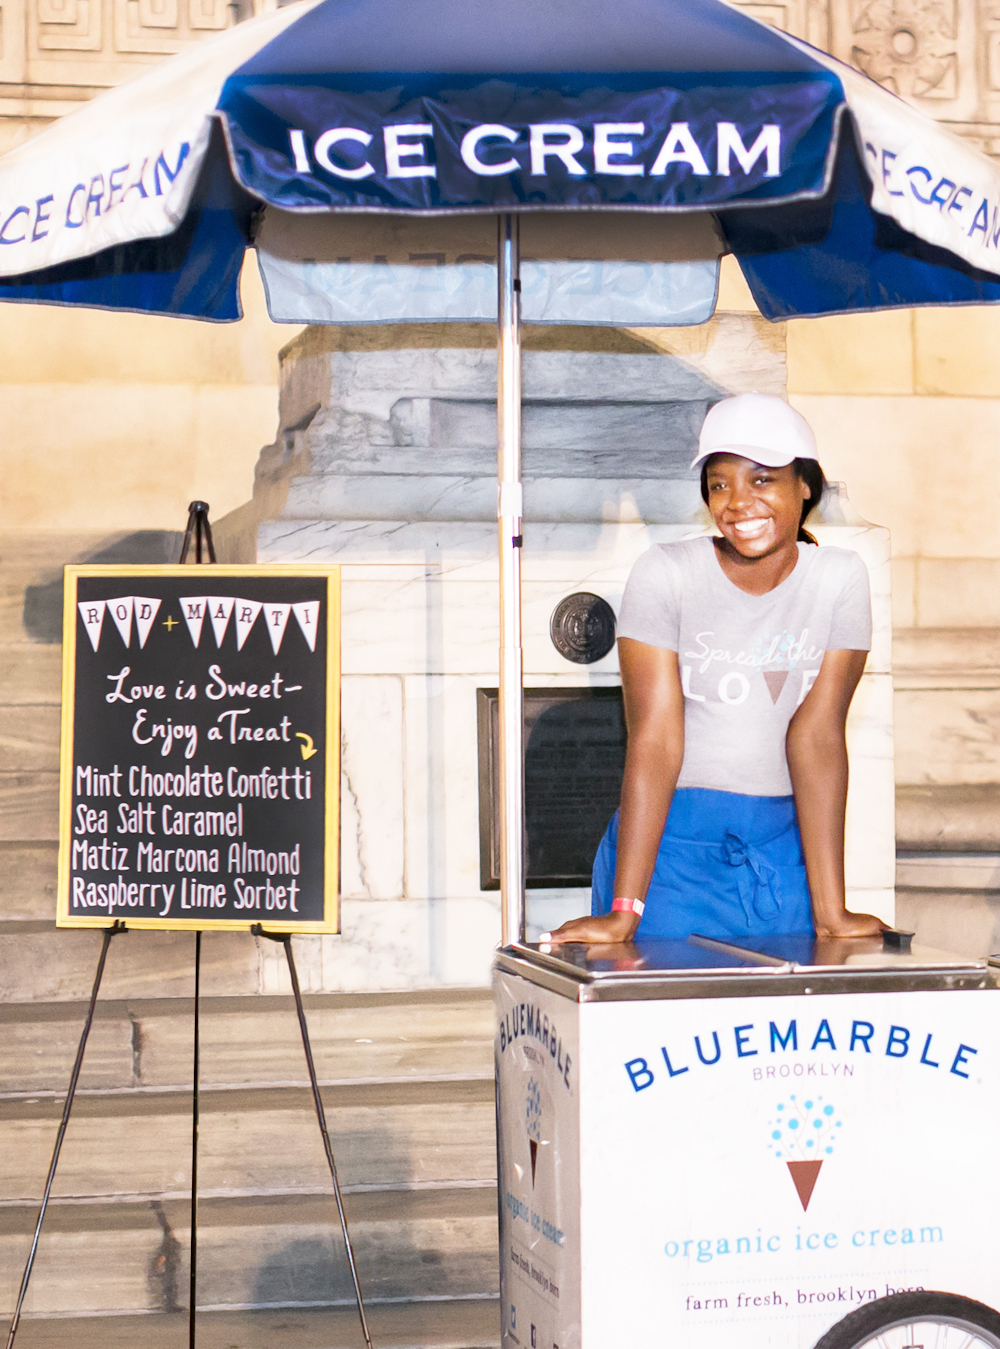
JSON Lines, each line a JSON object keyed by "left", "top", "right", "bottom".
{"left": 539, "top": 911, "right": 639, "bottom": 945}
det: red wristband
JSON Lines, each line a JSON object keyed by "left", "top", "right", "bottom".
{"left": 611, "top": 897, "right": 645, "bottom": 917}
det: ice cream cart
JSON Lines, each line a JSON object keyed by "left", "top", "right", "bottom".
{"left": 494, "top": 933, "right": 1000, "bottom": 1349}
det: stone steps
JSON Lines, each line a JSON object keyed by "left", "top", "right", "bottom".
{"left": 896, "top": 885, "right": 1000, "bottom": 960}
{"left": 2, "top": 1079, "right": 495, "bottom": 1199}
{"left": 896, "top": 784, "right": 1000, "bottom": 852}
{"left": 1, "top": 1185, "right": 498, "bottom": 1316}
{"left": 0, "top": 775, "right": 58, "bottom": 842}
{"left": 896, "top": 853, "right": 1000, "bottom": 890}
{"left": 0, "top": 708, "right": 59, "bottom": 772}
{"left": 10, "top": 1300, "right": 500, "bottom": 1348}
{"left": 0, "top": 924, "right": 261, "bottom": 1001}
{"left": 0, "top": 646, "right": 62, "bottom": 705}
{"left": 0, "top": 848, "right": 56, "bottom": 922}
{"left": 0, "top": 991, "right": 499, "bottom": 1319}
{"left": 2, "top": 992, "right": 494, "bottom": 1089}
{"left": 893, "top": 628, "right": 1000, "bottom": 853}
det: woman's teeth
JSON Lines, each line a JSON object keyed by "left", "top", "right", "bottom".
{"left": 731, "top": 519, "right": 770, "bottom": 539}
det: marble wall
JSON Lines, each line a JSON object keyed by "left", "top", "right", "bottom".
{"left": 0, "top": 258, "right": 296, "bottom": 532}
{"left": 216, "top": 318, "right": 896, "bottom": 992}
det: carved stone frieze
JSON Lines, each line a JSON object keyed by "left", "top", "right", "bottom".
{"left": 35, "top": 0, "right": 103, "bottom": 53}
{"left": 114, "top": 0, "right": 231, "bottom": 56}
{"left": 728, "top": 0, "right": 832, "bottom": 46}
{"left": 1, "top": 0, "right": 999, "bottom": 155}
{"left": 730, "top": 0, "right": 1000, "bottom": 154}
{"left": 0, "top": 0, "right": 275, "bottom": 103}
{"left": 849, "top": 0, "right": 959, "bottom": 100}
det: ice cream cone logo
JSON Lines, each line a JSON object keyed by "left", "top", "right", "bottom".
{"left": 525, "top": 1077, "right": 542, "bottom": 1187}
{"left": 767, "top": 1095, "right": 842, "bottom": 1211}
{"left": 786, "top": 1160, "right": 824, "bottom": 1211}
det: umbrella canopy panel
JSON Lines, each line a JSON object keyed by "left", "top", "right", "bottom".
{"left": 218, "top": 0, "right": 841, "bottom": 215}
{"left": 255, "top": 210, "right": 724, "bottom": 326}
{"left": 0, "top": 0, "right": 998, "bottom": 320}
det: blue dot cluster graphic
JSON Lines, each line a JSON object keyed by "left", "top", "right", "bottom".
{"left": 525, "top": 1076, "right": 542, "bottom": 1142}
{"left": 767, "top": 1096, "right": 842, "bottom": 1160}
{"left": 751, "top": 628, "right": 799, "bottom": 671}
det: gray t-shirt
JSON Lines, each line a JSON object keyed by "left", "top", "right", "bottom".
{"left": 616, "top": 537, "right": 872, "bottom": 797}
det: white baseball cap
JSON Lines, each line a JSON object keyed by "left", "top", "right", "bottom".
{"left": 690, "top": 392, "right": 818, "bottom": 472}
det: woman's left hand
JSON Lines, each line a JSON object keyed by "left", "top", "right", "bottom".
{"left": 814, "top": 909, "right": 887, "bottom": 938}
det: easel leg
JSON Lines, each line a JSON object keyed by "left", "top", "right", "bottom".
{"left": 180, "top": 503, "right": 212, "bottom": 1346}
{"left": 5, "top": 921, "right": 126, "bottom": 1349}
{"left": 253, "top": 927, "right": 374, "bottom": 1348}
{"left": 286, "top": 938, "right": 374, "bottom": 1349}
{"left": 189, "top": 930, "right": 201, "bottom": 1349}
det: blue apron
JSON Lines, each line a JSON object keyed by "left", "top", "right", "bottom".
{"left": 591, "top": 787, "right": 814, "bottom": 939}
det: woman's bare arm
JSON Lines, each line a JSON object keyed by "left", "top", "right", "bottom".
{"left": 786, "top": 648, "right": 885, "bottom": 937}
{"left": 541, "top": 639, "right": 685, "bottom": 944}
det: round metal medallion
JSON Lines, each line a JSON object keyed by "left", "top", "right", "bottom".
{"left": 549, "top": 592, "right": 616, "bottom": 665}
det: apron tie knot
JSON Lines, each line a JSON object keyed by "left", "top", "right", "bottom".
{"left": 722, "top": 829, "right": 781, "bottom": 923}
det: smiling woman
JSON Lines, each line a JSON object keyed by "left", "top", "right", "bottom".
{"left": 541, "top": 393, "right": 885, "bottom": 946}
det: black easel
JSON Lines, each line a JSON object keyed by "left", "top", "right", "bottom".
{"left": 179, "top": 500, "right": 216, "bottom": 565}
{"left": 4, "top": 922, "right": 127, "bottom": 1349}
{"left": 6, "top": 504, "right": 373, "bottom": 1349}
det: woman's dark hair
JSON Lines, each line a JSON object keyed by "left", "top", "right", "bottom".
{"left": 699, "top": 455, "right": 826, "bottom": 545}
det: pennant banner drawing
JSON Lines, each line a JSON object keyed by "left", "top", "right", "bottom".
{"left": 78, "top": 597, "right": 161, "bottom": 652}
{"left": 80, "top": 595, "right": 317, "bottom": 654}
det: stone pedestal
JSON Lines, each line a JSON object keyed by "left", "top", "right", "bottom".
{"left": 216, "top": 319, "right": 895, "bottom": 992}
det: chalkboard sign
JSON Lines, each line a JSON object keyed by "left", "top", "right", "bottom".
{"left": 57, "top": 566, "right": 339, "bottom": 933}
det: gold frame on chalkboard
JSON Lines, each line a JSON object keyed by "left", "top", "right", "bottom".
{"left": 56, "top": 565, "right": 341, "bottom": 935}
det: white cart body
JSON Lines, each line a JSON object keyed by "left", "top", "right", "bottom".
{"left": 494, "top": 938, "right": 1000, "bottom": 1349}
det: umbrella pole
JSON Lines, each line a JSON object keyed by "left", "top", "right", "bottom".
{"left": 496, "top": 214, "right": 525, "bottom": 946}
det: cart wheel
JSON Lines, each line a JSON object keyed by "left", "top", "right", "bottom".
{"left": 813, "top": 1291, "right": 1000, "bottom": 1348}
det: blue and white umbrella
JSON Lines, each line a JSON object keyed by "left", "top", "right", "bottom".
{"left": 3, "top": 0, "right": 999, "bottom": 939}
{"left": 0, "top": 0, "right": 997, "bottom": 322}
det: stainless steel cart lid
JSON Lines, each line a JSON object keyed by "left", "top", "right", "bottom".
{"left": 495, "top": 933, "right": 1000, "bottom": 1001}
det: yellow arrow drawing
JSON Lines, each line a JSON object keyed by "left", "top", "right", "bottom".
{"left": 296, "top": 732, "right": 318, "bottom": 761}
